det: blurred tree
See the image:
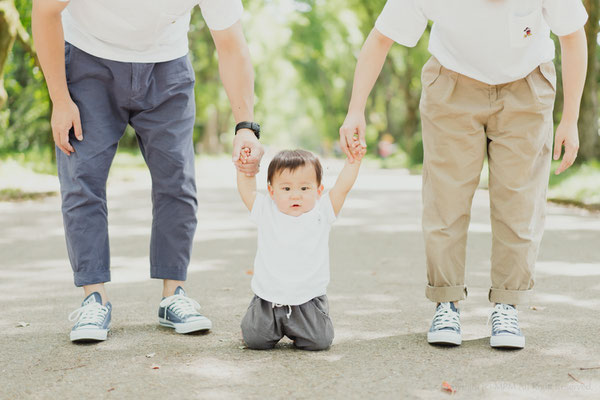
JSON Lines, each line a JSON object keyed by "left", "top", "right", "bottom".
{"left": 0, "top": 0, "right": 36, "bottom": 108}
{"left": 1, "top": 0, "right": 51, "bottom": 156}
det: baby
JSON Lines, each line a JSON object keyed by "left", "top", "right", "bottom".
{"left": 236, "top": 142, "right": 364, "bottom": 350}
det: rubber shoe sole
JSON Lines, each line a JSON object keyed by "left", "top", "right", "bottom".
{"left": 70, "top": 328, "right": 108, "bottom": 342}
{"left": 159, "top": 317, "right": 212, "bottom": 334}
{"left": 427, "top": 330, "right": 462, "bottom": 346}
{"left": 490, "top": 334, "right": 525, "bottom": 349}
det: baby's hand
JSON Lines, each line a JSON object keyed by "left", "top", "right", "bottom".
{"left": 239, "top": 147, "right": 251, "bottom": 164}
{"left": 351, "top": 134, "right": 366, "bottom": 161}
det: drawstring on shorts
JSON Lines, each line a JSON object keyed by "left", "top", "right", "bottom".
{"left": 272, "top": 302, "right": 292, "bottom": 319}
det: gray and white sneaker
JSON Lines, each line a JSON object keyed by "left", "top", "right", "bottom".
{"left": 68, "top": 292, "right": 111, "bottom": 342}
{"left": 427, "top": 302, "right": 461, "bottom": 346}
{"left": 490, "top": 303, "right": 525, "bottom": 349}
{"left": 158, "top": 286, "right": 212, "bottom": 334}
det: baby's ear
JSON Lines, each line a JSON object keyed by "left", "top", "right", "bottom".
{"left": 317, "top": 184, "right": 324, "bottom": 196}
{"left": 268, "top": 185, "right": 275, "bottom": 198}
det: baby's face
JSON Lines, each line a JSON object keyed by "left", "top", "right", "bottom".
{"left": 268, "top": 165, "right": 323, "bottom": 217}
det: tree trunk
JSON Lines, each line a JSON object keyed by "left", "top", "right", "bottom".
{"left": 578, "top": 0, "right": 600, "bottom": 161}
{"left": 0, "top": 0, "right": 37, "bottom": 109}
{"left": 200, "top": 105, "right": 222, "bottom": 154}
{"left": 0, "top": 1, "right": 19, "bottom": 108}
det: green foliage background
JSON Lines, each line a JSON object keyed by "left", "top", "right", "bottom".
{"left": 1, "top": 0, "right": 599, "bottom": 168}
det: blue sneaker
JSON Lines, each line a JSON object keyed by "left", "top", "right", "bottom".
{"left": 68, "top": 292, "right": 111, "bottom": 342}
{"left": 490, "top": 303, "right": 525, "bottom": 349}
{"left": 158, "top": 287, "right": 212, "bottom": 334}
{"left": 427, "top": 302, "right": 461, "bottom": 345}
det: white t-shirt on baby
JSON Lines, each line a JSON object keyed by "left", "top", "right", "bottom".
{"left": 375, "top": 0, "right": 588, "bottom": 84}
{"left": 58, "top": 0, "right": 243, "bottom": 63}
{"left": 249, "top": 192, "right": 337, "bottom": 306}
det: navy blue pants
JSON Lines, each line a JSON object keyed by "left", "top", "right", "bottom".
{"left": 58, "top": 43, "right": 197, "bottom": 287}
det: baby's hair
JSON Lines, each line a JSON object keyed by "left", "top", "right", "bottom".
{"left": 267, "top": 149, "right": 323, "bottom": 186}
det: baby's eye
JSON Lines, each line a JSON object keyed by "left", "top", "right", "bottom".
{"left": 301, "top": 187, "right": 308, "bottom": 191}
{"left": 283, "top": 187, "right": 290, "bottom": 191}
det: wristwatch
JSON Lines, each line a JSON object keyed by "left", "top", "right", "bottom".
{"left": 235, "top": 121, "right": 260, "bottom": 140}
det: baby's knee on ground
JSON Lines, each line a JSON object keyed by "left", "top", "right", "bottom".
{"left": 241, "top": 327, "right": 277, "bottom": 350}
{"left": 295, "top": 331, "right": 334, "bottom": 351}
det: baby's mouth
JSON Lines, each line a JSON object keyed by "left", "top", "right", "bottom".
{"left": 291, "top": 204, "right": 301, "bottom": 208}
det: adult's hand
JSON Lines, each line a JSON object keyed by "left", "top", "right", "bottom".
{"left": 339, "top": 112, "right": 367, "bottom": 163}
{"left": 232, "top": 129, "right": 264, "bottom": 176}
{"left": 51, "top": 98, "right": 83, "bottom": 156}
{"left": 553, "top": 120, "right": 579, "bottom": 175}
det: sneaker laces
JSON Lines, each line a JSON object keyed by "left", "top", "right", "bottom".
{"left": 272, "top": 303, "right": 292, "bottom": 319}
{"left": 160, "top": 294, "right": 202, "bottom": 318}
{"left": 489, "top": 304, "right": 520, "bottom": 335}
{"left": 68, "top": 302, "right": 108, "bottom": 326}
{"left": 431, "top": 303, "right": 460, "bottom": 331}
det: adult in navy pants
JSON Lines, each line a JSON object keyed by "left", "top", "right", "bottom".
{"left": 32, "top": 0, "right": 263, "bottom": 342}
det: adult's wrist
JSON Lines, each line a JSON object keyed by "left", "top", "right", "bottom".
{"left": 235, "top": 121, "right": 260, "bottom": 139}
{"left": 50, "top": 92, "right": 73, "bottom": 105}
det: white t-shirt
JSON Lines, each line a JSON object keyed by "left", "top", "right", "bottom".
{"left": 58, "top": 0, "right": 243, "bottom": 62}
{"left": 375, "top": 0, "right": 588, "bottom": 84}
{"left": 249, "top": 192, "right": 337, "bottom": 306}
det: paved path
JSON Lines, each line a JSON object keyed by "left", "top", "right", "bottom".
{"left": 1, "top": 155, "right": 599, "bottom": 399}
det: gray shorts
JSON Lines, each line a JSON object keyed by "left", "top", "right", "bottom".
{"left": 241, "top": 295, "right": 334, "bottom": 351}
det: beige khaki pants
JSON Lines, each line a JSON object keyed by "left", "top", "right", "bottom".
{"left": 420, "top": 57, "right": 555, "bottom": 305}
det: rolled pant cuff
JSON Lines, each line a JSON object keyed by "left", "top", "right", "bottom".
{"left": 74, "top": 271, "right": 111, "bottom": 287}
{"left": 151, "top": 266, "right": 187, "bottom": 282}
{"left": 425, "top": 285, "right": 467, "bottom": 303}
{"left": 488, "top": 288, "right": 531, "bottom": 305}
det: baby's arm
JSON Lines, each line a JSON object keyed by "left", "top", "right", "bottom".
{"left": 237, "top": 148, "right": 257, "bottom": 211}
{"left": 329, "top": 138, "right": 365, "bottom": 216}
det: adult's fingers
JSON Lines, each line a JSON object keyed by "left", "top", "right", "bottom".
{"left": 60, "top": 127, "right": 75, "bottom": 154}
{"left": 73, "top": 114, "right": 83, "bottom": 141}
{"left": 239, "top": 163, "right": 259, "bottom": 176}
{"left": 356, "top": 123, "right": 367, "bottom": 148}
{"left": 52, "top": 125, "right": 72, "bottom": 155}
{"left": 54, "top": 133, "right": 71, "bottom": 156}
{"left": 553, "top": 135, "right": 563, "bottom": 161}
{"left": 232, "top": 139, "right": 242, "bottom": 163}
{"left": 555, "top": 144, "right": 578, "bottom": 175}
{"left": 339, "top": 127, "right": 355, "bottom": 162}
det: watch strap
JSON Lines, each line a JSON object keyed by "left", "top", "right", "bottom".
{"left": 235, "top": 121, "right": 260, "bottom": 139}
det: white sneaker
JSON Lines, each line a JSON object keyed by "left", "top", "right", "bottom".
{"left": 68, "top": 292, "right": 111, "bottom": 342}
{"left": 427, "top": 302, "right": 461, "bottom": 346}
{"left": 490, "top": 303, "right": 525, "bottom": 349}
{"left": 158, "top": 286, "right": 212, "bottom": 334}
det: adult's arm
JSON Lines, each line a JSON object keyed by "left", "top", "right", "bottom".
{"left": 339, "top": 28, "right": 393, "bottom": 162}
{"left": 210, "top": 21, "right": 262, "bottom": 176}
{"left": 554, "top": 27, "right": 587, "bottom": 175}
{"left": 32, "top": 0, "right": 82, "bottom": 155}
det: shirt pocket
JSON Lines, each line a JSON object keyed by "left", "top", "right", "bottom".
{"left": 509, "top": 9, "right": 541, "bottom": 48}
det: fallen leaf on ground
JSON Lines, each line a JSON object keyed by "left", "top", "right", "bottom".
{"left": 529, "top": 306, "right": 546, "bottom": 311}
{"left": 151, "top": 365, "right": 160, "bottom": 370}
{"left": 441, "top": 381, "right": 456, "bottom": 394}
{"left": 245, "top": 270, "right": 253, "bottom": 275}
{"left": 16, "top": 322, "right": 30, "bottom": 327}
{"left": 107, "top": 388, "right": 115, "bottom": 392}
{"left": 145, "top": 353, "right": 155, "bottom": 358}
